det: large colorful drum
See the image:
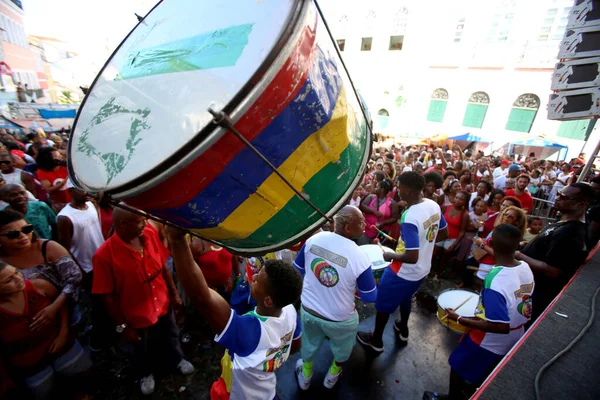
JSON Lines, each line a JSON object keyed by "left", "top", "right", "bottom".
{"left": 436, "top": 289, "right": 479, "bottom": 334}
{"left": 359, "top": 244, "right": 394, "bottom": 283}
{"left": 68, "top": 0, "right": 371, "bottom": 254}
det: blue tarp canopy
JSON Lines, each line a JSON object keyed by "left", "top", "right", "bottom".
{"left": 37, "top": 109, "right": 77, "bottom": 119}
{"left": 448, "top": 132, "right": 491, "bottom": 142}
{"left": 511, "top": 137, "right": 567, "bottom": 149}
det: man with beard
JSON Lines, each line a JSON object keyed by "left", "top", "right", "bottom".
{"left": 504, "top": 174, "right": 534, "bottom": 213}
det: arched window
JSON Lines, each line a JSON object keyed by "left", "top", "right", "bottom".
{"left": 462, "top": 91, "right": 489, "bottom": 129}
{"left": 375, "top": 109, "right": 389, "bottom": 130}
{"left": 505, "top": 93, "right": 540, "bottom": 132}
{"left": 427, "top": 88, "right": 448, "bottom": 123}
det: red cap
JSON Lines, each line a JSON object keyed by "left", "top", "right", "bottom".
{"left": 501, "top": 160, "right": 510, "bottom": 166}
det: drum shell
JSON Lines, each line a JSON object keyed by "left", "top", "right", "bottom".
{"left": 70, "top": 0, "right": 371, "bottom": 255}
{"left": 436, "top": 288, "right": 478, "bottom": 334}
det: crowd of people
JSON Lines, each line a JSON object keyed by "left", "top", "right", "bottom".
{"left": 0, "top": 128, "right": 599, "bottom": 400}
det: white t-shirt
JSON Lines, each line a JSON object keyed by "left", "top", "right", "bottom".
{"left": 476, "top": 170, "right": 490, "bottom": 179}
{"left": 390, "top": 198, "right": 447, "bottom": 281}
{"left": 469, "top": 192, "right": 489, "bottom": 212}
{"left": 469, "top": 262, "right": 534, "bottom": 355}
{"left": 215, "top": 305, "right": 300, "bottom": 400}
{"left": 57, "top": 202, "right": 105, "bottom": 273}
{"left": 494, "top": 175, "right": 509, "bottom": 190}
{"left": 294, "top": 232, "right": 374, "bottom": 321}
{"left": 492, "top": 166, "right": 507, "bottom": 179}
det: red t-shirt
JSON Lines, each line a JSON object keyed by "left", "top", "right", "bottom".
{"left": 99, "top": 207, "right": 114, "bottom": 239}
{"left": 196, "top": 248, "right": 234, "bottom": 287}
{"left": 37, "top": 166, "right": 71, "bottom": 205}
{"left": 504, "top": 189, "right": 534, "bottom": 213}
{"left": 92, "top": 226, "right": 170, "bottom": 329}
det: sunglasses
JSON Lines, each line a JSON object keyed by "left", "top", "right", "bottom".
{"left": 0, "top": 225, "right": 34, "bottom": 239}
{"left": 557, "top": 191, "right": 578, "bottom": 201}
{"left": 0, "top": 160, "right": 11, "bottom": 165}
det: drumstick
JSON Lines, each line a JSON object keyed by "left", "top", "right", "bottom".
{"left": 373, "top": 238, "right": 385, "bottom": 252}
{"left": 440, "top": 295, "right": 474, "bottom": 321}
{"left": 370, "top": 225, "right": 396, "bottom": 242}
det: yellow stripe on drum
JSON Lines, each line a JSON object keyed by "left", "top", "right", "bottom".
{"left": 193, "top": 87, "right": 350, "bottom": 240}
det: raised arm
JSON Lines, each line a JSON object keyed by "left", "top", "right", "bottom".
{"left": 166, "top": 227, "right": 231, "bottom": 334}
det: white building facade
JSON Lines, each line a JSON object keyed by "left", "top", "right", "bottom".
{"left": 319, "top": 0, "right": 596, "bottom": 159}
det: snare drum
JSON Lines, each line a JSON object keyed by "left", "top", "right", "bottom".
{"left": 436, "top": 289, "right": 479, "bottom": 334}
{"left": 69, "top": 0, "right": 371, "bottom": 255}
{"left": 360, "top": 244, "right": 393, "bottom": 283}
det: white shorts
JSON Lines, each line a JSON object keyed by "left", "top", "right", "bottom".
{"left": 436, "top": 238, "right": 456, "bottom": 250}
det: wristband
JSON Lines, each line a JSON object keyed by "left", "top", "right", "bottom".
{"left": 457, "top": 316, "right": 462, "bottom": 324}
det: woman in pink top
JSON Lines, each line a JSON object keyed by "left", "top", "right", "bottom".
{"left": 360, "top": 180, "right": 399, "bottom": 244}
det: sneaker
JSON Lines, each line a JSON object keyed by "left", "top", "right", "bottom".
{"left": 295, "top": 359, "right": 311, "bottom": 390}
{"left": 323, "top": 366, "right": 342, "bottom": 389}
{"left": 140, "top": 374, "right": 155, "bottom": 395}
{"left": 177, "top": 359, "right": 195, "bottom": 375}
{"left": 423, "top": 391, "right": 449, "bottom": 400}
{"left": 356, "top": 331, "right": 384, "bottom": 353}
{"left": 393, "top": 320, "right": 409, "bottom": 345}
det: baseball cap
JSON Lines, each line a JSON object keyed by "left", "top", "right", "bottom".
{"left": 501, "top": 160, "right": 510, "bottom": 166}
{"left": 508, "top": 164, "right": 522, "bottom": 172}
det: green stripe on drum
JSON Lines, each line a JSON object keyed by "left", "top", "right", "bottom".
{"left": 220, "top": 124, "right": 367, "bottom": 250}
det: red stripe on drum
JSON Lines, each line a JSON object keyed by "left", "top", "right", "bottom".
{"left": 125, "top": 11, "right": 318, "bottom": 210}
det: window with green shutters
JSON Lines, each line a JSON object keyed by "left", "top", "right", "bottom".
{"left": 556, "top": 120, "right": 591, "bottom": 141}
{"left": 505, "top": 94, "right": 540, "bottom": 133}
{"left": 462, "top": 92, "right": 489, "bottom": 129}
{"left": 427, "top": 88, "right": 448, "bottom": 123}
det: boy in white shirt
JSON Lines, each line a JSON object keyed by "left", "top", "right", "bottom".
{"left": 165, "top": 227, "right": 303, "bottom": 400}
{"left": 424, "top": 223, "right": 534, "bottom": 400}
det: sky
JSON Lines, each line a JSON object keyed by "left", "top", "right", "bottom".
{"left": 23, "top": 0, "right": 157, "bottom": 58}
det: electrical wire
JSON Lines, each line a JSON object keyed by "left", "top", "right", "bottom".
{"left": 534, "top": 286, "right": 600, "bottom": 400}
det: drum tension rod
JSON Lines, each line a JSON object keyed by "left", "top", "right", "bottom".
{"left": 208, "top": 108, "right": 333, "bottom": 224}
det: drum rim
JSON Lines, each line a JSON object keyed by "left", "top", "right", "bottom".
{"left": 68, "top": 0, "right": 304, "bottom": 194}
{"left": 436, "top": 288, "right": 478, "bottom": 312}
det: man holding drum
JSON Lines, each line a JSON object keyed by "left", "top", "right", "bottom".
{"left": 293, "top": 205, "right": 377, "bottom": 389}
{"left": 357, "top": 172, "right": 448, "bottom": 352}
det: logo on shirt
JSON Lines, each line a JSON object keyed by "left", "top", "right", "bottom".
{"left": 425, "top": 224, "right": 439, "bottom": 243}
{"left": 517, "top": 295, "right": 533, "bottom": 319}
{"left": 309, "top": 245, "right": 348, "bottom": 268}
{"left": 311, "top": 258, "right": 339, "bottom": 287}
{"left": 263, "top": 330, "right": 294, "bottom": 372}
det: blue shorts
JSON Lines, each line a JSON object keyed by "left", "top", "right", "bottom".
{"left": 375, "top": 268, "right": 424, "bottom": 314}
{"left": 449, "top": 334, "right": 503, "bottom": 384}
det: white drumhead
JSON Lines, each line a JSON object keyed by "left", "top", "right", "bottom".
{"left": 437, "top": 290, "right": 478, "bottom": 317}
{"left": 360, "top": 244, "right": 394, "bottom": 271}
{"left": 71, "top": 0, "right": 296, "bottom": 191}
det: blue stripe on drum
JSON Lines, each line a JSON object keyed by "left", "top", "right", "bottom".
{"left": 150, "top": 46, "right": 343, "bottom": 228}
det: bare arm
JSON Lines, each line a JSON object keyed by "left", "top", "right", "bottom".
{"left": 360, "top": 195, "right": 380, "bottom": 216}
{"left": 56, "top": 216, "right": 73, "bottom": 251}
{"left": 446, "top": 311, "right": 510, "bottom": 334}
{"left": 162, "top": 264, "right": 180, "bottom": 301}
{"left": 384, "top": 249, "right": 419, "bottom": 264}
{"left": 20, "top": 172, "right": 37, "bottom": 197}
{"left": 40, "top": 178, "right": 66, "bottom": 194}
{"left": 516, "top": 252, "right": 561, "bottom": 278}
{"left": 166, "top": 228, "right": 232, "bottom": 334}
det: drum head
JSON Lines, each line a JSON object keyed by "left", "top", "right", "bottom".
{"left": 437, "top": 289, "right": 478, "bottom": 317}
{"left": 360, "top": 244, "right": 393, "bottom": 271}
{"left": 70, "top": 0, "right": 297, "bottom": 192}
